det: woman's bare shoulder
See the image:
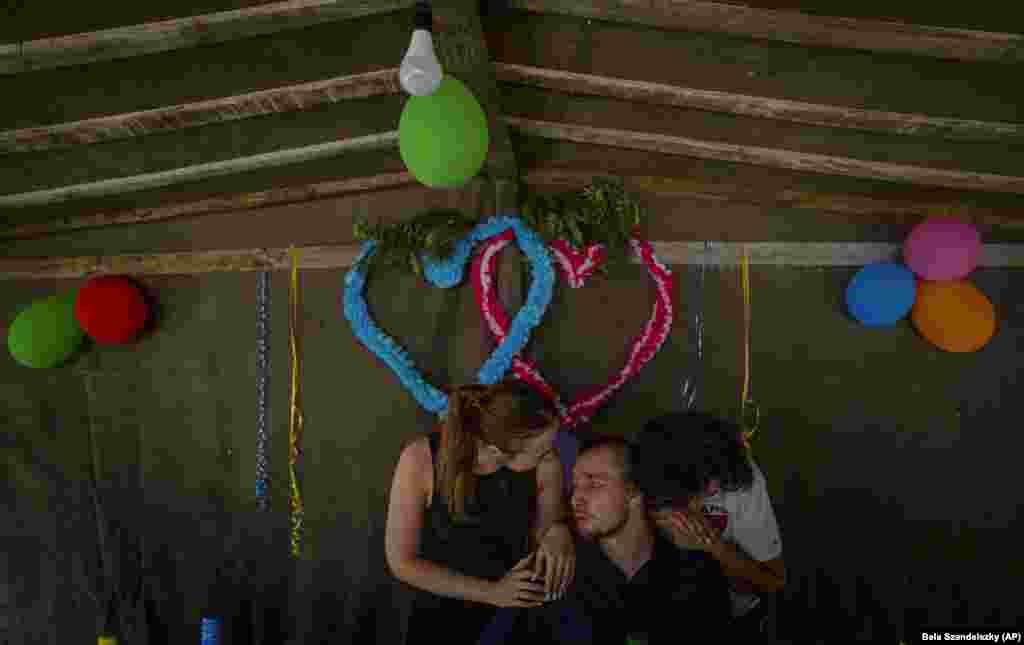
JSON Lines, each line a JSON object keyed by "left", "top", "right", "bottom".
{"left": 399, "top": 435, "right": 433, "bottom": 471}
{"left": 396, "top": 435, "right": 435, "bottom": 506}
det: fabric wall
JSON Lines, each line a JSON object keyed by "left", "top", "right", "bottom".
{"left": 1, "top": 260, "right": 1021, "bottom": 644}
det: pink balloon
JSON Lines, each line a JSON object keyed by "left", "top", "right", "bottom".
{"left": 904, "top": 217, "right": 981, "bottom": 281}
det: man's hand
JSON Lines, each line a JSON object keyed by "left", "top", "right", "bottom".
{"left": 488, "top": 553, "right": 549, "bottom": 608}
{"left": 534, "top": 522, "right": 575, "bottom": 599}
{"left": 650, "top": 508, "right": 721, "bottom": 552}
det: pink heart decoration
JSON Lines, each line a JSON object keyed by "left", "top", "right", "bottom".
{"left": 473, "top": 233, "right": 676, "bottom": 429}
{"left": 549, "top": 239, "right": 607, "bottom": 288}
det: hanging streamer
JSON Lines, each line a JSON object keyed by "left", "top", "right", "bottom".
{"left": 740, "top": 246, "right": 759, "bottom": 450}
{"left": 288, "top": 249, "right": 305, "bottom": 559}
{"left": 680, "top": 241, "right": 709, "bottom": 411}
{"left": 256, "top": 271, "right": 272, "bottom": 511}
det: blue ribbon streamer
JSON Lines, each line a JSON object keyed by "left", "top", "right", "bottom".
{"left": 342, "top": 214, "right": 555, "bottom": 417}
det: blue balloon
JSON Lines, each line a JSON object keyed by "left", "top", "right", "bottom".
{"left": 846, "top": 262, "right": 917, "bottom": 326}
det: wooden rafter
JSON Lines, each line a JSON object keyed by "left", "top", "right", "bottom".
{"left": 3, "top": 167, "right": 1022, "bottom": 241}
{"left": 2, "top": 117, "right": 1024, "bottom": 213}
{"left": 0, "top": 132, "right": 399, "bottom": 208}
{"left": 495, "top": 64, "right": 1023, "bottom": 143}
{"left": 509, "top": 0, "right": 1024, "bottom": 63}
{"left": 524, "top": 169, "right": 1022, "bottom": 228}
{"left": 4, "top": 0, "right": 1017, "bottom": 75}
{"left": 0, "top": 173, "right": 418, "bottom": 240}
{"left": 506, "top": 118, "right": 1024, "bottom": 195}
{"left": 2, "top": 241, "right": 1022, "bottom": 280}
{"left": 0, "top": 1, "right": 415, "bottom": 75}
{"left": 5, "top": 63, "right": 1019, "bottom": 154}
{"left": 2, "top": 118, "right": 1021, "bottom": 214}
{"left": 0, "top": 69, "right": 401, "bottom": 154}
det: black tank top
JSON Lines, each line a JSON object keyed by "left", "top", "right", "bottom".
{"left": 419, "top": 431, "right": 537, "bottom": 580}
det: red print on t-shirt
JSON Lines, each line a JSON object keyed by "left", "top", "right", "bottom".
{"left": 703, "top": 503, "right": 729, "bottom": 533}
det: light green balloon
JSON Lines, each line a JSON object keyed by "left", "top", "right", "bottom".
{"left": 399, "top": 75, "right": 489, "bottom": 188}
{"left": 7, "top": 291, "right": 84, "bottom": 368}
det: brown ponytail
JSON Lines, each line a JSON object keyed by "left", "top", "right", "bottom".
{"left": 436, "top": 381, "right": 557, "bottom": 522}
{"left": 437, "top": 384, "right": 490, "bottom": 522}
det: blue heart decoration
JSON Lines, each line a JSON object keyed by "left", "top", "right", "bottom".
{"left": 343, "top": 215, "right": 555, "bottom": 418}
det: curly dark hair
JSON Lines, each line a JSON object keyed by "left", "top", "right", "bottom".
{"left": 633, "top": 412, "right": 754, "bottom": 509}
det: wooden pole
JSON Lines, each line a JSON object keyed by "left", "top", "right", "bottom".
{"left": 432, "top": 0, "right": 524, "bottom": 384}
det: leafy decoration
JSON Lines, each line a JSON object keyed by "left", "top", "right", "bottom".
{"left": 350, "top": 176, "right": 647, "bottom": 277}
{"left": 352, "top": 209, "right": 478, "bottom": 276}
{"left": 519, "top": 175, "right": 645, "bottom": 272}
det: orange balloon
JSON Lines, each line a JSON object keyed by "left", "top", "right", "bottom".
{"left": 911, "top": 280, "right": 996, "bottom": 352}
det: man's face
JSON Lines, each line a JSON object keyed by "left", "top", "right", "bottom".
{"left": 570, "top": 447, "right": 635, "bottom": 541}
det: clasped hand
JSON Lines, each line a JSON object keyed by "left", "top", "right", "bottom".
{"left": 489, "top": 524, "right": 576, "bottom": 608}
{"left": 650, "top": 506, "right": 721, "bottom": 552}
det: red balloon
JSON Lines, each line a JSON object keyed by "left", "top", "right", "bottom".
{"left": 75, "top": 276, "right": 149, "bottom": 344}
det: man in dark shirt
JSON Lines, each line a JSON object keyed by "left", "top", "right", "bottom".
{"left": 521, "top": 434, "right": 731, "bottom": 645}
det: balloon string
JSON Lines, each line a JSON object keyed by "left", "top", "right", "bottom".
{"left": 742, "top": 247, "right": 750, "bottom": 405}
{"left": 288, "top": 248, "right": 305, "bottom": 559}
{"left": 740, "top": 246, "right": 758, "bottom": 451}
{"left": 680, "top": 242, "right": 707, "bottom": 411}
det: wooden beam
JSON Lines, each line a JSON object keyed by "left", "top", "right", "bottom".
{"left": 652, "top": 241, "right": 1024, "bottom": 267}
{"left": 523, "top": 169, "right": 1024, "bottom": 229}
{"left": 0, "top": 173, "right": 418, "bottom": 240}
{"left": 9, "top": 61, "right": 1019, "bottom": 154}
{"left": 4, "top": 167, "right": 1022, "bottom": 241}
{"left": 0, "top": 1, "right": 415, "bottom": 75}
{"left": 432, "top": 0, "right": 524, "bottom": 382}
{"left": 506, "top": 118, "right": 1024, "bottom": 195}
{"left": 496, "top": 64, "right": 1023, "bottom": 144}
{"left": 0, "top": 69, "right": 401, "bottom": 154}
{"left": 0, "top": 246, "right": 361, "bottom": 279}
{"left": 2, "top": 241, "right": 1022, "bottom": 279}
{"left": 508, "top": 0, "right": 1024, "bottom": 63}
{"left": 433, "top": 2, "right": 519, "bottom": 187}
{"left": 0, "top": 132, "right": 399, "bottom": 209}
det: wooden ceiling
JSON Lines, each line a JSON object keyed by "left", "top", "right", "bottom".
{"left": 0, "top": 0, "right": 1021, "bottom": 277}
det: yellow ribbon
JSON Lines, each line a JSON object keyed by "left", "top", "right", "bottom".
{"left": 288, "top": 247, "right": 305, "bottom": 559}
{"left": 740, "top": 246, "right": 759, "bottom": 451}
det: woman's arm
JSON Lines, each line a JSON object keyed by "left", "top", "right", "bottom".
{"left": 531, "top": 448, "right": 568, "bottom": 548}
{"left": 384, "top": 436, "right": 495, "bottom": 605}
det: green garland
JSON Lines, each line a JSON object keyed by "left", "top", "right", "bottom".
{"left": 519, "top": 175, "right": 644, "bottom": 271}
{"left": 352, "top": 176, "right": 647, "bottom": 275}
{"left": 352, "top": 209, "right": 478, "bottom": 276}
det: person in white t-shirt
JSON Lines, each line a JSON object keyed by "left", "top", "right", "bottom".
{"left": 633, "top": 412, "right": 786, "bottom": 637}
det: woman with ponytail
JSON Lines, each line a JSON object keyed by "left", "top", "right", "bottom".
{"left": 386, "top": 380, "right": 576, "bottom": 644}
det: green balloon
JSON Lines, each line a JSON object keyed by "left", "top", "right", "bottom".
{"left": 399, "top": 75, "right": 489, "bottom": 188}
{"left": 7, "top": 291, "right": 84, "bottom": 368}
